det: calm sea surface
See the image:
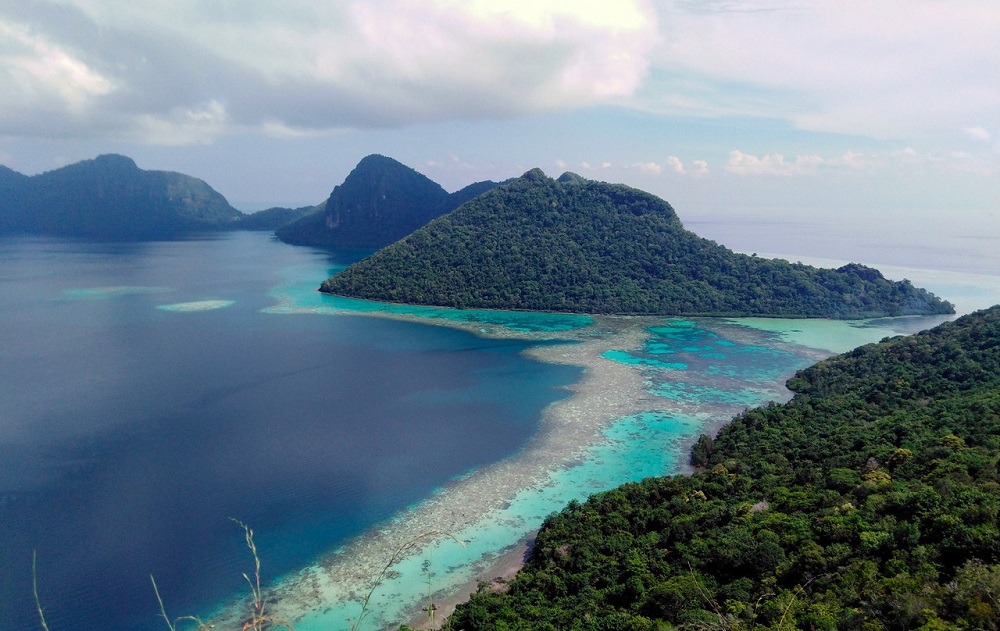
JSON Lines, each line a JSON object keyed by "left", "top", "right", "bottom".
{"left": 3, "top": 219, "right": 998, "bottom": 631}
{"left": 0, "top": 232, "right": 579, "bottom": 631}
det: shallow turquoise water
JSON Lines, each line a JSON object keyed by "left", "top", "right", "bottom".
{"left": 221, "top": 256, "right": 979, "bottom": 630}
{"left": 267, "top": 262, "right": 594, "bottom": 332}
{"left": 291, "top": 411, "right": 708, "bottom": 631}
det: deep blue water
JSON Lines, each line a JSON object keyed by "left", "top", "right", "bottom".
{"left": 0, "top": 232, "right": 579, "bottom": 631}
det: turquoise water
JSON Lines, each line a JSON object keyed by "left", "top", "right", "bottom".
{"left": 287, "top": 410, "right": 708, "bottom": 631}
{"left": 235, "top": 262, "right": 976, "bottom": 630}
{"left": 267, "top": 262, "right": 593, "bottom": 332}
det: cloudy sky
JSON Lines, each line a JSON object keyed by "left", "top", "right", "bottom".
{"left": 1, "top": 0, "right": 997, "bottom": 232}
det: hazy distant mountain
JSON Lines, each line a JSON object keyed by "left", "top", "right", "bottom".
{"left": 0, "top": 154, "right": 243, "bottom": 240}
{"left": 276, "top": 154, "right": 500, "bottom": 248}
{"left": 322, "top": 169, "right": 954, "bottom": 318}
{"left": 238, "top": 203, "right": 323, "bottom": 231}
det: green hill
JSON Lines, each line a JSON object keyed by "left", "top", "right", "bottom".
{"left": 448, "top": 305, "right": 1000, "bottom": 630}
{"left": 276, "top": 154, "right": 500, "bottom": 248}
{"left": 321, "top": 169, "right": 953, "bottom": 318}
{"left": 0, "top": 154, "right": 243, "bottom": 240}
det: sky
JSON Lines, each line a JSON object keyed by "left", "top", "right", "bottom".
{"left": 1, "top": 0, "right": 998, "bottom": 235}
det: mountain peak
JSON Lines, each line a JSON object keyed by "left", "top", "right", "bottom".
{"left": 521, "top": 168, "right": 550, "bottom": 183}
{"left": 276, "top": 154, "right": 488, "bottom": 249}
{"left": 92, "top": 154, "right": 139, "bottom": 169}
{"left": 557, "top": 172, "right": 587, "bottom": 185}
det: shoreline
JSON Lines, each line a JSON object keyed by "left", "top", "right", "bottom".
{"left": 212, "top": 315, "right": 662, "bottom": 630}
{"left": 405, "top": 534, "right": 536, "bottom": 630}
{"left": 228, "top": 301, "right": 897, "bottom": 630}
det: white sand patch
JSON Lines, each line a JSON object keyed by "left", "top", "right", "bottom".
{"left": 156, "top": 299, "right": 236, "bottom": 312}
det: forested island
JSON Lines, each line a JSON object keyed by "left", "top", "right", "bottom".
{"left": 446, "top": 305, "right": 1000, "bottom": 630}
{"left": 0, "top": 153, "right": 498, "bottom": 243}
{"left": 321, "top": 169, "right": 953, "bottom": 319}
{"left": 0, "top": 154, "right": 244, "bottom": 239}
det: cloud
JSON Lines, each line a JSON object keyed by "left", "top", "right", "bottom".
{"left": 630, "top": 161, "right": 662, "bottom": 174}
{"left": 0, "top": 0, "right": 658, "bottom": 143}
{"left": 648, "top": 1, "right": 1000, "bottom": 140}
{"left": 663, "top": 156, "right": 708, "bottom": 176}
{"left": 964, "top": 126, "right": 992, "bottom": 142}
{"left": 726, "top": 149, "right": 876, "bottom": 175}
{"left": 726, "top": 146, "right": 995, "bottom": 178}
{"left": 0, "top": 18, "right": 115, "bottom": 132}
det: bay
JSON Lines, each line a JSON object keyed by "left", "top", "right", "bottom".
{"left": 0, "top": 232, "right": 580, "bottom": 631}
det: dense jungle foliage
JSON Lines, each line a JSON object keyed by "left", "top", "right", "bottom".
{"left": 446, "top": 306, "right": 1000, "bottom": 630}
{"left": 321, "top": 170, "right": 952, "bottom": 318}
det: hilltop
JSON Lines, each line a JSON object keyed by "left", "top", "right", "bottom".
{"left": 276, "top": 154, "right": 500, "bottom": 248}
{"left": 321, "top": 169, "right": 953, "bottom": 318}
{"left": 0, "top": 154, "right": 244, "bottom": 240}
{"left": 448, "top": 304, "right": 1000, "bottom": 629}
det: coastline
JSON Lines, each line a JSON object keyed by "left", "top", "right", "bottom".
{"left": 405, "top": 534, "right": 535, "bottom": 629}
{"left": 243, "top": 293, "right": 925, "bottom": 630}
{"left": 213, "top": 315, "right": 662, "bottom": 630}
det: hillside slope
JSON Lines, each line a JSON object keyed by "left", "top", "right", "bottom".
{"left": 449, "top": 305, "right": 1000, "bottom": 630}
{"left": 322, "top": 170, "right": 953, "bottom": 318}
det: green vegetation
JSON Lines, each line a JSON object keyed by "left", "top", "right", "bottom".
{"left": 321, "top": 170, "right": 953, "bottom": 318}
{"left": 0, "top": 154, "right": 244, "bottom": 240}
{"left": 276, "top": 154, "right": 500, "bottom": 248}
{"left": 238, "top": 204, "right": 322, "bottom": 231}
{"left": 447, "top": 305, "right": 1000, "bottom": 630}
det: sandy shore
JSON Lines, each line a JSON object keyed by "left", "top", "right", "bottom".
{"left": 405, "top": 534, "right": 535, "bottom": 630}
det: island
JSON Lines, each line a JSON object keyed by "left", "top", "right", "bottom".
{"left": 0, "top": 154, "right": 244, "bottom": 240}
{"left": 321, "top": 169, "right": 954, "bottom": 319}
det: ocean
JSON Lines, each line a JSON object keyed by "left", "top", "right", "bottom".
{"left": 2, "top": 216, "right": 999, "bottom": 630}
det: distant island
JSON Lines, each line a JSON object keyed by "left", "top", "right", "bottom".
{"left": 0, "top": 154, "right": 244, "bottom": 240}
{"left": 321, "top": 169, "right": 954, "bottom": 319}
{"left": 448, "top": 304, "right": 1000, "bottom": 629}
{"left": 275, "top": 154, "right": 501, "bottom": 249}
{"left": 0, "top": 153, "right": 498, "bottom": 243}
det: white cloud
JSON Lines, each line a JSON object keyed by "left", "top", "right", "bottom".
{"left": 0, "top": 0, "right": 658, "bottom": 142}
{"left": 662, "top": 156, "right": 709, "bottom": 176}
{"left": 630, "top": 161, "right": 662, "bottom": 174}
{"left": 726, "top": 149, "right": 879, "bottom": 176}
{"left": 134, "top": 100, "right": 229, "bottom": 146}
{"left": 964, "top": 126, "right": 992, "bottom": 142}
{"left": 649, "top": 1, "right": 1000, "bottom": 140}
{"left": 726, "top": 146, "right": 995, "bottom": 179}
{"left": 0, "top": 19, "right": 115, "bottom": 115}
